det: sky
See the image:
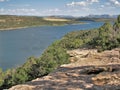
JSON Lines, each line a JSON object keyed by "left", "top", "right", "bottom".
{"left": 0, "top": 0, "right": 120, "bottom": 16}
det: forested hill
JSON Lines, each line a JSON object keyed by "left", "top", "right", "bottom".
{"left": 0, "top": 15, "right": 81, "bottom": 30}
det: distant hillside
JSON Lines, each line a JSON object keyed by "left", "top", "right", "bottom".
{"left": 76, "top": 14, "right": 117, "bottom": 22}
{"left": 0, "top": 15, "right": 116, "bottom": 30}
{"left": 0, "top": 15, "right": 81, "bottom": 30}
{"left": 44, "top": 15, "right": 75, "bottom": 19}
{"left": 86, "top": 14, "right": 118, "bottom": 18}
{"left": 76, "top": 17, "right": 116, "bottom": 22}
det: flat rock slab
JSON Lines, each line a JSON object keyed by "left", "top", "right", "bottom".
{"left": 9, "top": 48, "right": 120, "bottom": 90}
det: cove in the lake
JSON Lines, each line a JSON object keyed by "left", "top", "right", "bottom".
{"left": 0, "top": 21, "right": 103, "bottom": 70}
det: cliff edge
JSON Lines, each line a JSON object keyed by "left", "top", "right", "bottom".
{"left": 9, "top": 48, "right": 120, "bottom": 90}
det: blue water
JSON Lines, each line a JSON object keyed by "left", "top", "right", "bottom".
{"left": 0, "top": 22, "right": 103, "bottom": 70}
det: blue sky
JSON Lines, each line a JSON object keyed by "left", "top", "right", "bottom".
{"left": 0, "top": 0, "right": 120, "bottom": 16}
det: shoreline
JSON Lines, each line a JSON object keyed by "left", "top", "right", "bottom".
{"left": 0, "top": 22, "right": 86, "bottom": 31}
{"left": 0, "top": 27, "right": 29, "bottom": 31}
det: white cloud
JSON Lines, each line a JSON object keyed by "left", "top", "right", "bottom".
{"left": 9, "top": 4, "right": 30, "bottom": 7}
{"left": 92, "top": 0, "right": 99, "bottom": 2}
{"left": 0, "top": 8, "right": 41, "bottom": 16}
{"left": 66, "top": 0, "right": 99, "bottom": 7}
{"left": 66, "top": 8, "right": 90, "bottom": 13}
{"left": 101, "top": 5, "right": 105, "bottom": 8}
{"left": 105, "top": 2, "right": 111, "bottom": 6}
{"left": 8, "top": 8, "right": 36, "bottom": 13}
{"left": 75, "top": 1, "right": 87, "bottom": 6}
{"left": 87, "top": 0, "right": 99, "bottom": 3}
{"left": 110, "top": 0, "right": 120, "bottom": 6}
{"left": 43, "top": 8, "right": 61, "bottom": 13}
{"left": 0, "top": 8, "right": 4, "bottom": 11}
{"left": 0, "top": 0, "right": 9, "bottom": 2}
{"left": 66, "top": 1, "right": 87, "bottom": 6}
{"left": 42, "top": 8, "right": 62, "bottom": 15}
{"left": 0, "top": 7, "right": 62, "bottom": 16}
{"left": 47, "top": 8, "right": 61, "bottom": 12}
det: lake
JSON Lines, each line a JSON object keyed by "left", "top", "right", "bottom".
{"left": 0, "top": 21, "right": 103, "bottom": 70}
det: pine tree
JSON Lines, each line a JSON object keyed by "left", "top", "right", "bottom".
{"left": 117, "top": 15, "right": 120, "bottom": 23}
{"left": 113, "top": 15, "right": 120, "bottom": 31}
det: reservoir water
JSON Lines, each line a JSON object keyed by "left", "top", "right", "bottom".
{"left": 0, "top": 21, "right": 103, "bottom": 70}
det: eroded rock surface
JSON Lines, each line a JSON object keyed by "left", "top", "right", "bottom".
{"left": 9, "top": 48, "right": 120, "bottom": 90}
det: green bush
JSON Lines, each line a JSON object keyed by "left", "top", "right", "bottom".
{"left": 59, "top": 29, "right": 98, "bottom": 49}
{"left": 1, "top": 40, "right": 70, "bottom": 89}
{"left": 0, "top": 68, "right": 4, "bottom": 87}
{"left": 91, "top": 19, "right": 120, "bottom": 51}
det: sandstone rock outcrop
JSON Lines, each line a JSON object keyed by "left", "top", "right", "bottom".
{"left": 9, "top": 48, "right": 120, "bottom": 90}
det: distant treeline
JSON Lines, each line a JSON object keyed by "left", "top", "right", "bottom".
{"left": 75, "top": 17, "right": 116, "bottom": 22}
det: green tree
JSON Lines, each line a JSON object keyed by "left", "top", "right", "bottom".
{"left": 92, "top": 22, "right": 117, "bottom": 51}
{"left": 12, "top": 68, "right": 28, "bottom": 84}
{"left": 117, "top": 15, "right": 120, "bottom": 23}
{"left": 113, "top": 15, "right": 120, "bottom": 31}
{"left": 0, "top": 68, "right": 4, "bottom": 86}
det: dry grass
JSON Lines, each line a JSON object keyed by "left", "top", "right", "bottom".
{"left": 43, "top": 17, "right": 70, "bottom": 21}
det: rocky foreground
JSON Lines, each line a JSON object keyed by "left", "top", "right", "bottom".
{"left": 9, "top": 48, "right": 120, "bottom": 90}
